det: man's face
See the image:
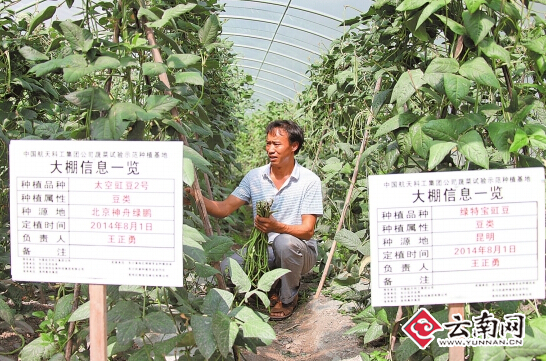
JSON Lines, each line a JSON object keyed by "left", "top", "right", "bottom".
{"left": 266, "top": 128, "right": 298, "bottom": 166}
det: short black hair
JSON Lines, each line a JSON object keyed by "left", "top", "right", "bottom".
{"left": 266, "top": 120, "right": 304, "bottom": 154}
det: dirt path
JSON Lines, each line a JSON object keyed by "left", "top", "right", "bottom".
{"left": 240, "top": 293, "right": 364, "bottom": 361}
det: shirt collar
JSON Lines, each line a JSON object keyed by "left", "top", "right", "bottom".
{"left": 261, "top": 160, "right": 301, "bottom": 181}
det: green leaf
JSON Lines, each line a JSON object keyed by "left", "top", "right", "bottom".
{"left": 68, "top": 301, "right": 90, "bottom": 322}
{"left": 322, "top": 158, "right": 343, "bottom": 173}
{"left": 143, "top": 312, "right": 177, "bottom": 334}
{"left": 201, "top": 288, "right": 234, "bottom": 315}
{"left": 435, "top": 14, "right": 466, "bottom": 35}
{"left": 372, "top": 90, "right": 391, "bottom": 116}
{"left": 166, "top": 54, "right": 202, "bottom": 69}
{"left": 425, "top": 57, "right": 459, "bottom": 74}
{"left": 229, "top": 306, "right": 267, "bottom": 324}
{"left": 19, "top": 46, "right": 49, "bottom": 61}
{"left": 28, "top": 6, "right": 56, "bottom": 34}
{"left": 153, "top": 334, "right": 189, "bottom": 357}
{"left": 465, "top": 0, "right": 486, "bottom": 13}
{"left": 148, "top": 4, "right": 197, "bottom": 28}
{"left": 184, "top": 145, "right": 212, "bottom": 175}
{"left": 473, "top": 346, "right": 506, "bottom": 361}
{"left": 375, "top": 308, "right": 390, "bottom": 326}
{"left": 487, "top": 122, "right": 516, "bottom": 152}
{"left": 212, "top": 311, "right": 238, "bottom": 358}
{"left": 488, "top": 0, "right": 522, "bottom": 20}
{"left": 497, "top": 300, "right": 520, "bottom": 314}
{"left": 183, "top": 230, "right": 206, "bottom": 263}
{"left": 375, "top": 113, "right": 419, "bottom": 138}
{"left": 459, "top": 56, "right": 501, "bottom": 89}
{"left": 458, "top": 130, "right": 489, "bottom": 168}
{"left": 195, "top": 263, "right": 220, "bottom": 278}
{"left": 137, "top": 8, "right": 160, "bottom": 22}
{"left": 524, "top": 123, "right": 546, "bottom": 136}
{"left": 428, "top": 141, "right": 457, "bottom": 169}
{"left": 64, "top": 66, "right": 95, "bottom": 83}
{"left": 523, "top": 36, "right": 546, "bottom": 55}
{"left": 204, "top": 235, "right": 234, "bottom": 262}
{"left": 91, "top": 117, "right": 130, "bottom": 140}
{"left": 54, "top": 294, "right": 74, "bottom": 322}
{"left": 227, "top": 258, "right": 252, "bottom": 293}
{"left": 409, "top": 120, "right": 433, "bottom": 158}
{"left": 191, "top": 315, "right": 216, "bottom": 360}
{"left": 406, "top": 13, "right": 430, "bottom": 41}
{"left": 175, "top": 72, "right": 205, "bottom": 86}
{"left": 183, "top": 228, "right": 206, "bottom": 251}
{"left": 509, "top": 128, "right": 529, "bottom": 152}
{"left": 422, "top": 118, "right": 460, "bottom": 141}
{"left": 517, "top": 154, "right": 543, "bottom": 168}
{"left": 65, "top": 87, "right": 112, "bottom": 111}
{"left": 162, "top": 119, "right": 187, "bottom": 136}
{"left": 183, "top": 157, "right": 195, "bottom": 186}
{"left": 444, "top": 73, "right": 471, "bottom": 107}
{"left": 142, "top": 62, "right": 168, "bottom": 76}
{"left": 145, "top": 95, "right": 179, "bottom": 115}
{"left": 395, "top": 337, "right": 421, "bottom": 361}
{"left": 529, "top": 134, "right": 546, "bottom": 150}
{"left": 479, "top": 37, "right": 511, "bottom": 65}
{"left": 107, "top": 300, "right": 141, "bottom": 325}
{"left": 392, "top": 69, "right": 425, "bottom": 107}
{"left": 241, "top": 319, "right": 275, "bottom": 343}
{"left": 335, "top": 229, "right": 362, "bottom": 251}
{"left": 462, "top": 10, "right": 494, "bottom": 45}
{"left": 396, "top": 0, "right": 430, "bottom": 11}
{"left": 0, "top": 298, "right": 15, "bottom": 325}
{"left": 117, "top": 318, "right": 146, "bottom": 346}
{"left": 257, "top": 268, "right": 291, "bottom": 292}
{"left": 505, "top": 322, "right": 546, "bottom": 357}
{"left": 59, "top": 20, "right": 94, "bottom": 53}
{"left": 327, "top": 83, "right": 338, "bottom": 99}
{"left": 28, "top": 54, "right": 86, "bottom": 77}
{"left": 363, "top": 321, "right": 385, "bottom": 344}
{"left": 93, "top": 56, "right": 121, "bottom": 70}
{"left": 416, "top": 0, "right": 451, "bottom": 29}
{"left": 18, "top": 337, "right": 58, "bottom": 361}
{"left": 199, "top": 14, "right": 220, "bottom": 45}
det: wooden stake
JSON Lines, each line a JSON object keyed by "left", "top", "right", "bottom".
{"left": 448, "top": 303, "right": 465, "bottom": 361}
{"left": 314, "top": 77, "right": 382, "bottom": 298}
{"left": 90, "top": 284, "right": 107, "bottom": 361}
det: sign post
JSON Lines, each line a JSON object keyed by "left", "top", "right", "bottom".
{"left": 9, "top": 140, "right": 185, "bottom": 357}
{"left": 448, "top": 303, "right": 465, "bottom": 361}
{"left": 369, "top": 168, "right": 545, "bottom": 355}
{"left": 90, "top": 284, "right": 107, "bottom": 361}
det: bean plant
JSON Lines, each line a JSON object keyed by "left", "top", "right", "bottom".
{"left": 251, "top": 0, "right": 546, "bottom": 359}
{"left": 0, "top": 0, "right": 281, "bottom": 359}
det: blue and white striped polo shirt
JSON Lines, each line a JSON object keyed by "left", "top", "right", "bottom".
{"left": 231, "top": 161, "right": 323, "bottom": 243}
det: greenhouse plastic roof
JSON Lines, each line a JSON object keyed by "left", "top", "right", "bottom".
{"left": 218, "top": 0, "right": 369, "bottom": 107}
{"left": 13, "top": 0, "right": 370, "bottom": 108}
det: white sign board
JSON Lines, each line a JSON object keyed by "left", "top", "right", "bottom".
{"left": 9, "top": 140, "right": 184, "bottom": 286}
{"left": 369, "top": 168, "right": 545, "bottom": 307}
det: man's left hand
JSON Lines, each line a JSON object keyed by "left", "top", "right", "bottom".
{"left": 254, "top": 215, "right": 280, "bottom": 233}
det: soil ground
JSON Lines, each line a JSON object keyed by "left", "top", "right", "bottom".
{"left": 240, "top": 294, "right": 363, "bottom": 361}
{"left": 239, "top": 273, "right": 368, "bottom": 361}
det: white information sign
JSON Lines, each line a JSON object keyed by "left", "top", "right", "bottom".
{"left": 369, "top": 168, "right": 545, "bottom": 307}
{"left": 9, "top": 140, "right": 184, "bottom": 286}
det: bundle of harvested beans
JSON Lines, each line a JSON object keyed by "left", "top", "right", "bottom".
{"left": 243, "top": 199, "right": 274, "bottom": 284}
